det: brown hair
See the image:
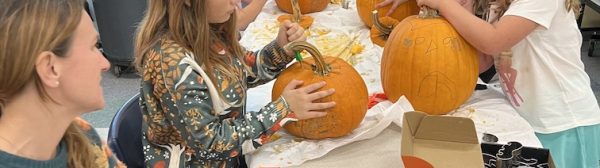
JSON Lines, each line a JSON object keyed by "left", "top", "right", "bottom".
{"left": 134, "top": 0, "right": 249, "bottom": 95}
{"left": 0, "top": 0, "right": 98, "bottom": 167}
{"left": 474, "top": 0, "right": 581, "bottom": 23}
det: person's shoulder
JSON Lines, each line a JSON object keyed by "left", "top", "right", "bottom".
{"left": 156, "top": 39, "right": 191, "bottom": 61}
{"left": 508, "top": 0, "right": 559, "bottom": 10}
{"left": 143, "top": 38, "right": 197, "bottom": 72}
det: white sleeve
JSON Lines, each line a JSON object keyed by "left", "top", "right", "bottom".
{"left": 503, "top": 0, "right": 559, "bottom": 29}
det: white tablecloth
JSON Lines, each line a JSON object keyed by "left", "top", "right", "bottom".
{"left": 240, "top": 1, "right": 541, "bottom": 167}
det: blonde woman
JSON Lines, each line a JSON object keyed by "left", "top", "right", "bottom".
{"left": 135, "top": 0, "right": 335, "bottom": 167}
{"left": 0, "top": 0, "right": 124, "bottom": 167}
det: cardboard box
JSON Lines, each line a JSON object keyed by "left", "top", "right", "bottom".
{"left": 481, "top": 142, "right": 555, "bottom": 168}
{"left": 401, "top": 111, "right": 484, "bottom": 167}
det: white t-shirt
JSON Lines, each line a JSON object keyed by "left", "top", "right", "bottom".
{"left": 497, "top": 0, "right": 600, "bottom": 133}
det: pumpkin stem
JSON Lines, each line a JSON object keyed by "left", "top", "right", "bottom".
{"left": 418, "top": 6, "right": 440, "bottom": 18}
{"left": 371, "top": 10, "right": 393, "bottom": 36}
{"left": 341, "top": 0, "right": 350, "bottom": 9}
{"left": 291, "top": 0, "right": 302, "bottom": 23}
{"left": 284, "top": 41, "right": 331, "bottom": 76}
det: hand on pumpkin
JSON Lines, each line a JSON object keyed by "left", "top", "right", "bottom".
{"left": 276, "top": 20, "right": 307, "bottom": 56}
{"left": 375, "top": 0, "right": 408, "bottom": 16}
{"left": 417, "top": 0, "right": 473, "bottom": 11}
{"left": 280, "top": 80, "right": 336, "bottom": 120}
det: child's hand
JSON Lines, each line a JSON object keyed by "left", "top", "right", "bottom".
{"left": 276, "top": 20, "right": 306, "bottom": 56}
{"left": 280, "top": 80, "right": 336, "bottom": 120}
{"left": 375, "top": 0, "right": 409, "bottom": 16}
{"left": 417, "top": 0, "right": 474, "bottom": 16}
{"left": 416, "top": 0, "right": 441, "bottom": 10}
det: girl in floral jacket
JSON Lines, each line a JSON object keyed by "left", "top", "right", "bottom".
{"left": 134, "top": 0, "right": 336, "bottom": 167}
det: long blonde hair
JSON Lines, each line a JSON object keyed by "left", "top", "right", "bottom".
{"left": 135, "top": 0, "right": 248, "bottom": 92}
{"left": 0, "top": 0, "right": 98, "bottom": 167}
{"left": 474, "top": 0, "right": 581, "bottom": 22}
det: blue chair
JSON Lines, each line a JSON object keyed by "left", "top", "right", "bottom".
{"left": 108, "top": 93, "right": 144, "bottom": 168}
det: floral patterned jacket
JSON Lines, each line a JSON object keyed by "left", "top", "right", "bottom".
{"left": 140, "top": 39, "right": 296, "bottom": 168}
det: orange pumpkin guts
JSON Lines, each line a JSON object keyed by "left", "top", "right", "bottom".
{"left": 381, "top": 8, "right": 479, "bottom": 115}
{"left": 275, "top": 0, "right": 328, "bottom": 14}
{"left": 272, "top": 41, "right": 369, "bottom": 139}
{"left": 370, "top": 10, "right": 400, "bottom": 47}
{"left": 356, "top": 0, "right": 419, "bottom": 28}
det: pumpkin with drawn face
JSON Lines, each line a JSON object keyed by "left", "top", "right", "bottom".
{"left": 381, "top": 8, "right": 479, "bottom": 115}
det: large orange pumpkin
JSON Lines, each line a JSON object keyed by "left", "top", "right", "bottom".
{"left": 275, "top": 0, "right": 329, "bottom": 14}
{"left": 381, "top": 8, "right": 479, "bottom": 115}
{"left": 356, "top": 0, "right": 419, "bottom": 28}
{"left": 272, "top": 41, "right": 368, "bottom": 139}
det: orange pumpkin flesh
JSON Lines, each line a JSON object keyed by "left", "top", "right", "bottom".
{"left": 356, "top": 0, "right": 419, "bottom": 28}
{"left": 381, "top": 9, "right": 479, "bottom": 115}
{"left": 272, "top": 41, "right": 369, "bottom": 139}
{"left": 275, "top": 0, "right": 329, "bottom": 14}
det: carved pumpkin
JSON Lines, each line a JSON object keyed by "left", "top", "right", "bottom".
{"left": 275, "top": 0, "right": 329, "bottom": 14}
{"left": 272, "top": 41, "right": 368, "bottom": 139}
{"left": 370, "top": 10, "right": 400, "bottom": 47}
{"left": 356, "top": 0, "right": 419, "bottom": 28}
{"left": 381, "top": 8, "right": 479, "bottom": 115}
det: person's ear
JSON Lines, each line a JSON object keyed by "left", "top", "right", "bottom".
{"left": 35, "top": 51, "right": 62, "bottom": 88}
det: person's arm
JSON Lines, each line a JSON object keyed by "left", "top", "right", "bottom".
{"left": 245, "top": 20, "right": 305, "bottom": 88}
{"left": 237, "top": 0, "right": 267, "bottom": 30}
{"left": 244, "top": 40, "right": 294, "bottom": 88}
{"left": 150, "top": 50, "right": 295, "bottom": 160}
{"left": 375, "top": 0, "right": 409, "bottom": 16}
{"left": 418, "top": 0, "right": 541, "bottom": 55}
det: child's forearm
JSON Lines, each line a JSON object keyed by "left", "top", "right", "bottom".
{"left": 437, "top": 0, "right": 501, "bottom": 54}
{"left": 437, "top": 0, "right": 536, "bottom": 55}
{"left": 237, "top": 0, "right": 268, "bottom": 30}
